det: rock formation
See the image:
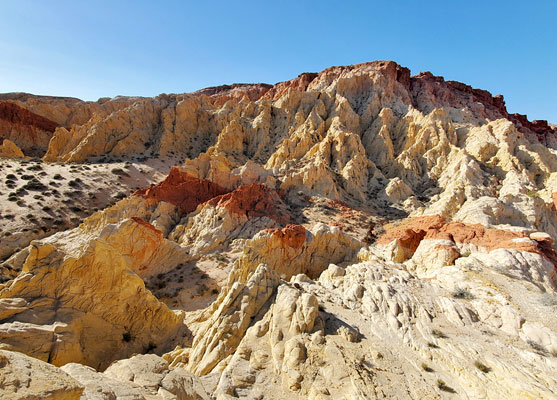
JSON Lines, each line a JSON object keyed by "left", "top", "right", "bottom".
{"left": 0, "top": 101, "right": 58, "bottom": 156}
{"left": 0, "top": 139, "right": 24, "bottom": 158}
{"left": 0, "top": 60, "right": 556, "bottom": 399}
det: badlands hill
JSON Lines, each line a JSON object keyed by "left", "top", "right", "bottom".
{"left": 0, "top": 60, "right": 556, "bottom": 399}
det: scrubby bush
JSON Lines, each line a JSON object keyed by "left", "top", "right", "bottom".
{"left": 432, "top": 329, "right": 447, "bottom": 338}
{"left": 421, "top": 363, "right": 433, "bottom": 372}
{"left": 474, "top": 360, "right": 491, "bottom": 373}
{"left": 111, "top": 168, "right": 129, "bottom": 177}
{"left": 527, "top": 340, "right": 546, "bottom": 354}
{"left": 437, "top": 379, "right": 455, "bottom": 393}
{"left": 23, "top": 180, "right": 47, "bottom": 191}
{"left": 452, "top": 287, "right": 474, "bottom": 300}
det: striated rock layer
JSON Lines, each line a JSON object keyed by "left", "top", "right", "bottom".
{"left": 0, "top": 101, "right": 58, "bottom": 156}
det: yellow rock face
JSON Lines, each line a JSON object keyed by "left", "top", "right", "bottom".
{"left": 0, "top": 224, "right": 183, "bottom": 370}
{"left": 0, "top": 139, "right": 25, "bottom": 158}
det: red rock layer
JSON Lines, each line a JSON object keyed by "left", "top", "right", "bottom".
{"left": 185, "top": 60, "right": 553, "bottom": 144}
{"left": 265, "top": 225, "right": 307, "bottom": 249}
{"left": 130, "top": 217, "right": 162, "bottom": 238}
{"left": 134, "top": 167, "right": 229, "bottom": 214}
{"left": 203, "top": 182, "right": 289, "bottom": 224}
{"left": 379, "top": 215, "right": 557, "bottom": 267}
{"left": 0, "top": 101, "right": 59, "bottom": 155}
{"left": 0, "top": 101, "right": 58, "bottom": 132}
{"left": 409, "top": 73, "right": 555, "bottom": 143}
{"left": 378, "top": 215, "right": 446, "bottom": 256}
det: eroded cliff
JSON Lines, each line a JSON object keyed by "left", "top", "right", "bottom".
{"left": 0, "top": 60, "right": 556, "bottom": 399}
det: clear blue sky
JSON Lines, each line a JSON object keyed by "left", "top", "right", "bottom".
{"left": 1, "top": 1, "right": 556, "bottom": 122}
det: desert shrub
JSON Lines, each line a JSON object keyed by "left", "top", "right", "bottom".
{"left": 474, "top": 360, "right": 491, "bottom": 373}
{"left": 215, "top": 253, "right": 228, "bottom": 263}
{"left": 23, "top": 180, "right": 47, "bottom": 191}
{"left": 437, "top": 379, "right": 455, "bottom": 393}
{"left": 527, "top": 340, "right": 546, "bottom": 354}
{"left": 144, "top": 342, "right": 156, "bottom": 353}
{"left": 432, "top": 329, "right": 447, "bottom": 338}
{"left": 421, "top": 363, "right": 433, "bottom": 372}
{"left": 525, "top": 190, "right": 540, "bottom": 198}
{"left": 452, "top": 287, "right": 474, "bottom": 300}
{"left": 53, "top": 174, "right": 64, "bottom": 180}
{"left": 6, "top": 174, "right": 16, "bottom": 180}
{"left": 111, "top": 168, "right": 129, "bottom": 177}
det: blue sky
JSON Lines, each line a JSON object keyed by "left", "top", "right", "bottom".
{"left": 1, "top": 1, "right": 556, "bottom": 122}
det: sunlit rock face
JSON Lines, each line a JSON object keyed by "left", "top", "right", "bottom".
{"left": 1, "top": 60, "right": 556, "bottom": 399}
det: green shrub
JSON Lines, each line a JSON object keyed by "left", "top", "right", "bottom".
{"left": 432, "top": 329, "right": 447, "bottom": 338}
{"left": 525, "top": 190, "right": 540, "bottom": 198}
{"left": 437, "top": 379, "right": 455, "bottom": 393}
{"left": 474, "top": 360, "right": 491, "bottom": 373}
{"left": 452, "top": 287, "right": 474, "bottom": 300}
{"left": 421, "top": 363, "right": 433, "bottom": 372}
